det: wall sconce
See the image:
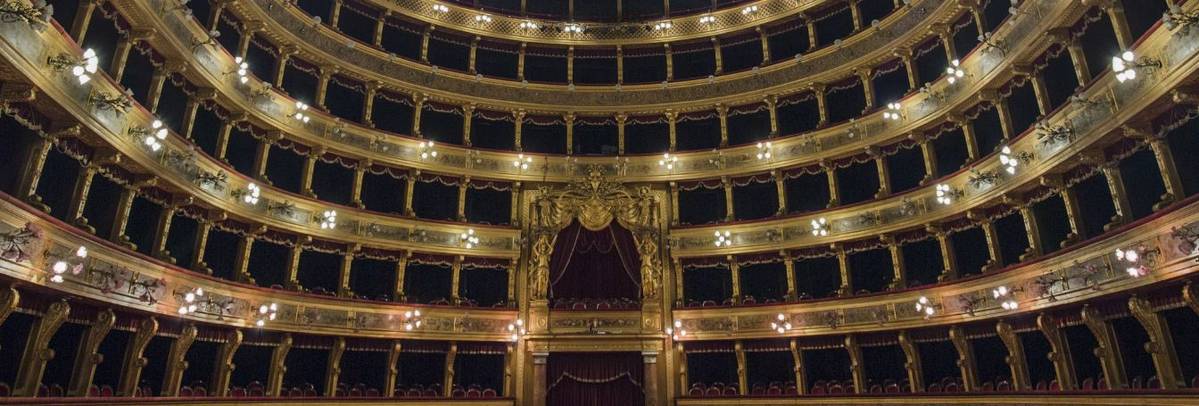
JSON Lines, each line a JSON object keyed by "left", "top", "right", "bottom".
{"left": 563, "top": 23, "right": 584, "bottom": 34}
{"left": 519, "top": 20, "right": 539, "bottom": 30}
{"left": 1112, "top": 50, "right": 1161, "bottom": 83}
{"left": 1163, "top": 4, "right": 1199, "bottom": 34}
{"left": 507, "top": 318, "right": 526, "bottom": 342}
{"left": 231, "top": 56, "right": 250, "bottom": 84}
{"left": 770, "top": 313, "right": 793, "bottom": 334}
{"left": 998, "top": 146, "right": 1031, "bottom": 174}
{"left": 1116, "top": 246, "right": 1160, "bottom": 278}
{"left": 291, "top": 101, "right": 311, "bottom": 123}
{"left": 474, "top": 14, "right": 492, "bottom": 23}
{"left": 810, "top": 218, "right": 829, "bottom": 236}
{"left": 699, "top": 15, "right": 716, "bottom": 24}
{"left": 47, "top": 48, "right": 98, "bottom": 85}
{"left": 233, "top": 183, "right": 261, "bottom": 205}
{"left": 431, "top": 3, "right": 448, "bottom": 13}
{"left": 755, "top": 141, "right": 773, "bottom": 160}
{"left": 946, "top": 59, "right": 967, "bottom": 84}
{"left": 513, "top": 154, "right": 533, "bottom": 170}
{"left": 935, "top": 184, "right": 962, "bottom": 205}
{"left": 402, "top": 310, "right": 423, "bottom": 330}
{"left": 992, "top": 285, "right": 1020, "bottom": 310}
{"left": 666, "top": 319, "right": 687, "bottom": 340}
{"left": 914, "top": 295, "right": 939, "bottom": 319}
{"left": 653, "top": 20, "right": 673, "bottom": 30}
{"left": 254, "top": 302, "right": 278, "bottom": 327}
{"left": 882, "top": 102, "right": 904, "bottom": 120}
{"left": 177, "top": 287, "right": 204, "bottom": 314}
{"left": 741, "top": 5, "right": 759, "bottom": 15}
{"left": 460, "top": 229, "right": 479, "bottom": 249}
{"left": 0, "top": 0, "right": 52, "bottom": 31}
{"left": 658, "top": 153, "right": 678, "bottom": 170}
{"left": 418, "top": 141, "right": 438, "bottom": 159}
{"left": 192, "top": 29, "right": 221, "bottom": 51}
{"left": 129, "top": 119, "right": 168, "bottom": 152}
{"left": 88, "top": 91, "right": 132, "bottom": 114}
{"left": 317, "top": 209, "right": 337, "bottom": 230}
{"left": 49, "top": 246, "right": 88, "bottom": 284}
{"left": 713, "top": 230, "right": 732, "bottom": 247}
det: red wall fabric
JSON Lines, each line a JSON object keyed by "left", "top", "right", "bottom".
{"left": 548, "top": 221, "right": 641, "bottom": 301}
{"left": 547, "top": 352, "right": 645, "bottom": 406}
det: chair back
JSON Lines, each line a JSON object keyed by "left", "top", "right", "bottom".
{"left": 482, "top": 388, "right": 498, "bottom": 397}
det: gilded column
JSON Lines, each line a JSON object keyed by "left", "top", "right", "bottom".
{"left": 845, "top": 336, "right": 866, "bottom": 394}
{"left": 996, "top": 320, "right": 1030, "bottom": 390}
{"left": 117, "top": 318, "right": 158, "bottom": 396}
{"left": 420, "top": 26, "right": 433, "bottom": 63}
{"left": 664, "top": 43, "right": 673, "bottom": 81}
{"left": 1017, "top": 203, "right": 1043, "bottom": 261}
{"left": 642, "top": 352, "right": 658, "bottom": 406}
{"left": 300, "top": 147, "right": 323, "bottom": 198}
{"left": 849, "top": 0, "right": 863, "bottom": 31}
{"left": 1102, "top": 0, "right": 1135, "bottom": 50}
{"left": 953, "top": 114, "right": 981, "bottom": 161}
{"left": 564, "top": 113, "right": 575, "bottom": 155}
{"left": 180, "top": 88, "right": 215, "bottom": 141}
{"left": 917, "top": 135, "right": 938, "bottom": 184}
{"left": 1037, "top": 313, "right": 1077, "bottom": 390}
{"left": 14, "top": 303, "right": 68, "bottom": 396}
{"left": 858, "top": 68, "right": 875, "bottom": 110}
{"left": 987, "top": 92, "right": 1017, "bottom": 140}
{"left": 947, "top": 326, "right": 978, "bottom": 392}
{"left": 533, "top": 353, "right": 547, "bottom": 406}
{"left": 933, "top": 23, "right": 956, "bottom": 62}
{"left": 67, "top": 164, "right": 99, "bottom": 234}
{"left": 930, "top": 225, "right": 957, "bottom": 281}
{"left": 716, "top": 104, "right": 730, "bottom": 147}
{"left": 14, "top": 132, "right": 54, "bottom": 212}
{"left": 774, "top": 171, "right": 788, "bottom": 214}
{"left": 897, "top": 48, "right": 918, "bottom": 91}
{"left": 272, "top": 46, "right": 298, "bottom": 88}
{"left": 1017, "top": 66, "right": 1052, "bottom": 116}
{"left": 337, "top": 247, "right": 357, "bottom": 298}
{"left": 1081, "top": 305, "right": 1128, "bottom": 388}
{"left": 781, "top": 250, "right": 797, "bottom": 300}
{"left": 615, "top": 113, "right": 627, "bottom": 154}
{"left": 468, "top": 36, "right": 480, "bottom": 74}
{"left": 834, "top": 244, "right": 852, "bottom": 296}
{"left": 68, "top": 0, "right": 97, "bottom": 43}
{"left": 567, "top": 46, "right": 575, "bottom": 84}
{"left": 666, "top": 110, "right": 678, "bottom": 151}
{"left": 517, "top": 43, "right": 527, "bottom": 81}
{"left": 456, "top": 178, "right": 468, "bottom": 221}
{"left": 758, "top": 27, "right": 771, "bottom": 63}
{"left": 315, "top": 67, "right": 337, "bottom": 110}
{"left": 1185, "top": 282, "right": 1199, "bottom": 318}
{"left": 324, "top": 337, "right": 346, "bottom": 397}
{"left": 148, "top": 201, "right": 178, "bottom": 262}
{"left": 805, "top": 15, "right": 818, "bottom": 50}
{"left": 765, "top": 95, "right": 779, "bottom": 136}
{"left": 811, "top": 83, "right": 828, "bottom": 126}
{"left": 251, "top": 131, "right": 281, "bottom": 184}
{"left": 145, "top": 62, "right": 184, "bottom": 114}
{"left": 510, "top": 182, "right": 522, "bottom": 226}
{"left": 669, "top": 182, "right": 680, "bottom": 226}
{"left": 207, "top": 0, "right": 230, "bottom": 29}
{"left": 404, "top": 170, "right": 418, "bottom": 216}
{"left": 507, "top": 258, "right": 518, "bottom": 305}
{"left": 1145, "top": 137, "right": 1185, "bottom": 210}
{"left": 1100, "top": 163, "right": 1133, "bottom": 230}
{"left": 211, "top": 330, "right": 243, "bottom": 397}
{"left": 384, "top": 341, "right": 402, "bottom": 397}
{"left": 676, "top": 344, "right": 688, "bottom": 394}
{"left": 824, "top": 161, "right": 840, "bottom": 207}
{"left": 616, "top": 46, "right": 624, "bottom": 84}
{"left": 412, "top": 94, "right": 427, "bottom": 137}
{"left": 236, "top": 22, "right": 264, "bottom": 60}
{"left": 789, "top": 339, "right": 807, "bottom": 394}
{"left": 0, "top": 288, "right": 17, "bottom": 335}
{"left": 233, "top": 235, "right": 256, "bottom": 284}
{"left": 1043, "top": 176, "right": 1085, "bottom": 246}
{"left": 67, "top": 309, "right": 115, "bottom": 396}
{"left": 110, "top": 182, "right": 144, "bottom": 250}
{"left": 450, "top": 256, "right": 463, "bottom": 304}
{"left": 373, "top": 10, "right": 389, "bottom": 46}
{"left": 673, "top": 258, "right": 685, "bottom": 307}
{"left": 1065, "top": 38, "right": 1092, "bottom": 85}
{"left": 514, "top": 110, "right": 526, "bottom": 151}
{"left": 266, "top": 334, "right": 292, "bottom": 397}
{"left": 969, "top": 211, "right": 1003, "bottom": 270}
{"left": 711, "top": 37, "right": 723, "bottom": 75}
{"left": 898, "top": 331, "right": 923, "bottom": 392}
{"left": 1128, "top": 296, "right": 1184, "bottom": 388}
{"left": 734, "top": 341, "right": 748, "bottom": 394}
{"left": 362, "top": 82, "right": 381, "bottom": 127}
{"left": 213, "top": 114, "right": 239, "bottom": 163}
{"left": 160, "top": 323, "right": 198, "bottom": 397}
{"left": 394, "top": 252, "right": 410, "bottom": 302}
{"left": 884, "top": 235, "right": 906, "bottom": 289}
{"left": 351, "top": 159, "right": 371, "bottom": 209}
{"left": 443, "top": 342, "right": 458, "bottom": 397}
{"left": 462, "top": 104, "right": 475, "bottom": 147}
{"left": 728, "top": 255, "right": 742, "bottom": 304}
{"left": 110, "top": 29, "right": 155, "bottom": 84}
{"left": 722, "top": 177, "right": 734, "bottom": 221}
{"left": 190, "top": 220, "right": 213, "bottom": 274}
{"left": 870, "top": 147, "right": 890, "bottom": 198}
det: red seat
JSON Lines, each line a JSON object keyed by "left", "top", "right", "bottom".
{"left": 704, "top": 386, "right": 721, "bottom": 396}
{"left": 981, "top": 382, "right": 994, "bottom": 392}
{"left": 451, "top": 387, "right": 466, "bottom": 397}
{"left": 482, "top": 388, "right": 497, "bottom": 397}
{"left": 1081, "top": 377, "right": 1094, "bottom": 391}
{"left": 365, "top": 388, "right": 380, "bottom": 397}
{"left": 1097, "top": 377, "right": 1108, "bottom": 390}
{"left": 766, "top": 386, "right": 781, "bottom": 395}
{"left": 100, "top": 385, "right": 114, "bottom": 397}
{"left": 722, "top": 385, "right": 738, "bottom": 396}
{"left": 0, "top": 382, "right": 9, "bottom": 397}
{"left": 1147, "top": 376, "right": 1161, "bottom": 389}
{"left": 466, "top": 388, "right": 481, "bottom": 397}
{"left": 997, "top": 380, "right": 1011, "bottom": 391}
{"left": 1192, "top": 375, "right": 1199, "bottom": 389}
{"left": 927, "top": 383, "right": 942, "bottom": 393}
{"left": 828, "top": 383, "right": 843, "bottom": 394}
{"left": 1049, "top": 380, "right": 1060, "bottom": 391}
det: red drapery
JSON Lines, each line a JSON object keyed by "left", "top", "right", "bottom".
{"left": 548, "top": 221, "right": 641, "bottom": 301}
{"left": 547, "top": 352, "right": 645, "bottom": 406}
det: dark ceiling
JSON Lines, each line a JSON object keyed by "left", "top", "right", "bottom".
{"left": 448, "top": 0, "right": 757, "bottom": 22}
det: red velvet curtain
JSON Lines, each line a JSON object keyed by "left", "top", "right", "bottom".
{"left": 547, "top": 352, "right": 645, "bottom": 406}
{"left": 548, "top": 221, "right": 641, "bottom": 300}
